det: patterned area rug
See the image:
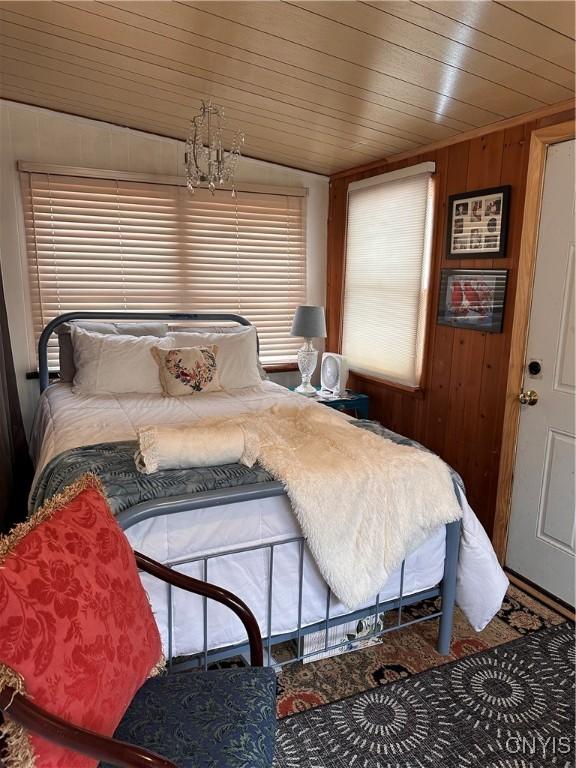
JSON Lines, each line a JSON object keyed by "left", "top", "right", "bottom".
{"left": 274, "top": 622, "right": 575, "bottom": 767}
{"left": 276, "top": 586, "right": 568, "bottom": 717}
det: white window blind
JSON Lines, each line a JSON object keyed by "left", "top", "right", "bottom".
{"left": 342, "top": 162, "right": 435, "bottom": 387}
{"left": 20, "top": 171, "right": 307, "bottom": 367}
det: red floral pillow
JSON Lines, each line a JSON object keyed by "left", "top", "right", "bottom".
{"left": 0, "top": 475, "right": 164, "bottom": 768}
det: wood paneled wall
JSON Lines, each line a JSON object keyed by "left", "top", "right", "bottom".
{"left": 326, "top": 106, "right": 575, "bottom": 536}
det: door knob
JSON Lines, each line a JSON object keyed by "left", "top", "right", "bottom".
{"left": 519, "top": 389, "right": 539, "bottom": 406}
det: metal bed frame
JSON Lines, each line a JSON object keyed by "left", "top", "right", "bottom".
{"left": 38, "top": 311, "right": 461, "bottom": 667}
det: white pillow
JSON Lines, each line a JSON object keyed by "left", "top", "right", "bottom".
{"left": 71, "top": 326, "right": 173, "bottom": 395}
{"left": 168, "top": 326, "right": 262, "bottom": 390}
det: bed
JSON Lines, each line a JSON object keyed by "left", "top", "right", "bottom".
{"left": 30, "top": 311, "right": 508, "bottom": 668}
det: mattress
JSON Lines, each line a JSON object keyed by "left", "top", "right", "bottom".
{"left": 30, "top": 381, "right": 493, "bottom": 657}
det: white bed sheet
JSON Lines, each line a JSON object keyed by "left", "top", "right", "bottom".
{"left": 30, "top": 381, "right": 507, "bottom": 654}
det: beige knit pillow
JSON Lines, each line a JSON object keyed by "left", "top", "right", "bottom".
{"left": 151, "top": 345, "right": 221, "bottom": 396}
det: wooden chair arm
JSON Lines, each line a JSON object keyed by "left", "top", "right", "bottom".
{"left": 0, "top": 687, "right": 176, "bottom": 768}
{"left": 134, "top": 551, "right": 264, "bottom": 667}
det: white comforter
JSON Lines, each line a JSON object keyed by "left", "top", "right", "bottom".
{"left": 30, "top": 382, "right": 508, "bottom": 641}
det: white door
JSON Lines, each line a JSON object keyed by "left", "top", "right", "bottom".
{"left": 506, "top": 138, "right": 575, "bottom": 606}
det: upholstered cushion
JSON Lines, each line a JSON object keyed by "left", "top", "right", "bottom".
{"left": 56, "top": 322, "right": 169, "bottom": 382}
{"left": 151, "top": 346, "right": 221, "bottom": 396}
{"left": 0, "top": 476, "right": 163, "bottom": 768}
{"left": 105, "top": 668, "right": 277, "bottom": 768}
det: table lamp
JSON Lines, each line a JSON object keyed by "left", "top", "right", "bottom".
{"left": 290, "top": 305, "right": 327, "bottom": 395}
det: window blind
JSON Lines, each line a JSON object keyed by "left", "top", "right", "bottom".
{"left": 21, "top": 171, "right": 307, "bottom": 367}
{"left": 341, "top": 162, "right": 435, "bottom": 387}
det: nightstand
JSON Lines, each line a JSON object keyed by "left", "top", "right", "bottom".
{"left": 289, "top": 387, "right": 369, "bottom": 419}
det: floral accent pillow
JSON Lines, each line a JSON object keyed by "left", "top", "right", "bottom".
{"left": 0, "top": 475, "right": 163, "bottom": 768}
{"left": 151, "top": 345, "right": 221, "bottom": 396}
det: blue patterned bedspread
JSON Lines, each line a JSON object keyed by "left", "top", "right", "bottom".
{"left": 31, "top": 420, "right": 464, "bottom": 516}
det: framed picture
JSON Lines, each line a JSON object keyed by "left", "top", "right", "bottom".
{"left": 437, "top": 268, "right": 508, "bottom": 333}
{"left": 446, "top": 185, "right": 510, "bottom": 258}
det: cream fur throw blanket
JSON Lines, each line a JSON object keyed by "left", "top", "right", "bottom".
{"left": 137, "top": 403, "right": 462, "bottom": 609}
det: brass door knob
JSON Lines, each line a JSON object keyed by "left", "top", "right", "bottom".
{"left": 519, "top": 389, "right": 539, "bottom": 406}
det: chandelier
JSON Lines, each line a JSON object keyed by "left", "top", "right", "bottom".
{"left": 184, "top": 100, "right": 244, "bottom": 195}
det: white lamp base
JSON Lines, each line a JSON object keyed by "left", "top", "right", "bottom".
{"left": 294, "top": 381, "right": 317, "bottom": 396}
{"left": 296, "top": 339, "right": 318, "bottom": 396}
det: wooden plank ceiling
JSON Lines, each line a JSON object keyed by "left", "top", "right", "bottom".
{"left": 0, "top": 1, "right": 574, "bottom": 175}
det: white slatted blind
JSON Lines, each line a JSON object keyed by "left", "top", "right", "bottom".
{"left": 342, "top": 163, "right": 435, "bottom": 386}
{"left": 21, "top": 171, "right": 307, "bottom": 367}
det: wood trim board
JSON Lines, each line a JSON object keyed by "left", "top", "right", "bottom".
{"left": 506, "top": 570, "right": 575, "bottom": 620}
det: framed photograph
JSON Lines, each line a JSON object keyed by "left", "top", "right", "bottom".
{"left": 446, "top": 185, "right": 510, "bottom": 258}
{"left": 437, "top": 268, "right": 508, "bottom": 333}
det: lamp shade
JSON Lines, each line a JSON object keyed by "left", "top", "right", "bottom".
{"left": 290, "top": 305, "right": 326, "bottom": 338}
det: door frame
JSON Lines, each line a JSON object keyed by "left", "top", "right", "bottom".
{"left": 492, "top": 120, "right": 575, "bottom": 563}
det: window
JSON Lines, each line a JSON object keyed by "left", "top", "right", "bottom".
{"left": 341, "top": 162, "right": 435, "bottom": 387}
{"left": 20, "top": 166, "right": 307, "bottom": 368}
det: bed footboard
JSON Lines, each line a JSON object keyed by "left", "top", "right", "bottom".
{"left": 117, "top": 487, "right": 461, "bottom": 667}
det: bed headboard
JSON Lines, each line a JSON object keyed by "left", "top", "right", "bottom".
{"left": 38, "top": 311, "right": 255, "bottom": 393}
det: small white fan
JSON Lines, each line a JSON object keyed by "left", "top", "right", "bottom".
{"left": 320, "top": 353, "right": 348, "bottom": 397}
